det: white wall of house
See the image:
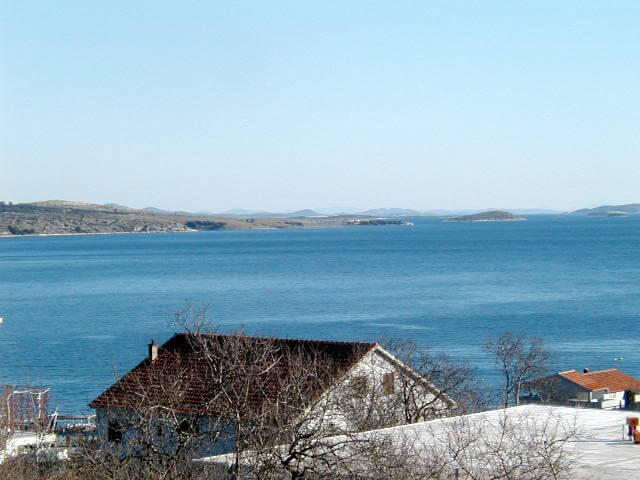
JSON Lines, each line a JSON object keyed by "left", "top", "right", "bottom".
{"left": 590, "top": 390, "right": 624, "bottom": 402}
{"left": 592, "top": 390, "right": 626, "bottom": 409}
{"left": 309, "top": 347, "right": 450, "bottom": 432}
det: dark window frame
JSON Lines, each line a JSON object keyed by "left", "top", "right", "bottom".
{"left": 383, "top": 372, "right": 395, "bottom": 395}
{"left": 353, "top": 375, "right": 368, "bottom": 396}
{"left": 107, "top": 419, "right": 123, "bottom": 443}
{"left": 177, "top": 417, "right": 200, "bottom": 436}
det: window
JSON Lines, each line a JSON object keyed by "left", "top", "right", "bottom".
{"left": 383, "top": 372, "right": 395, "bottom": 395}
{"left": 177, "top": 418, "right": 199, "bottom": 435}
{"left": 353, "top": 376, "right": 367, "bottom": 396}
{"left": 108, "top": 420, "right": 123, "bottom": 443}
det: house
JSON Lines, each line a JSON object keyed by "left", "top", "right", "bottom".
{"left": 89, "top": 333, "right": 454, "bottom": 456}
{"left": 525, "top": 368, "right": 640, "bottom": 409}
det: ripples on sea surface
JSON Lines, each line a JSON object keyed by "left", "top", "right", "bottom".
{"left": 1, "top": 215, "right": 639, "bottom": 412}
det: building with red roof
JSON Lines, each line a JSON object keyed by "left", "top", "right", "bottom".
{"left": 527, "top": 368, "right": 640, "bottom": 409}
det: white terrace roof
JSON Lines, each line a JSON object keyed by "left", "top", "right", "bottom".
{"left": 361, "top": 404, "right": 640, "bottom": 479}
{"left": 200, "top": 404, "right": 640, "bottom": 478}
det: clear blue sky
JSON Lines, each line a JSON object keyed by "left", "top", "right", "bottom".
{"left": 2, "top": 1, "right": 639, "bottom": 212}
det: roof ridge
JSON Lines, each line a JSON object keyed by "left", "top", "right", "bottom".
{"left": 559, "top": 368, "right": 621, "bottom": 376}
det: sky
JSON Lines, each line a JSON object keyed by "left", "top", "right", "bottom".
{"left": 1, "top": 1, "right": 639, "bottom": 212}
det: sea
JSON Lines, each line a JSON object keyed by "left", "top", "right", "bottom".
{"left": 1, "top": 215, "right": 639, "bottom": 413}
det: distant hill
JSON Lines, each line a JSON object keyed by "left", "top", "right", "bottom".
{"left": 214, "top": 206, "right": 562, "bottom": 218}
{"left": 218, "top": 208, "right": 324, "bottom": 218}
{"left": 360, "top": 208, "right": 424, "bottom": 217}
{"left": 358, "top": 208, "right": 487, "bottom": 217}
{"left": 0, "top": 200, "right": 377, "bottom": 236}
{"left": 142, "top": 206, "right": 169, "bottom": 214}
{"left": 25, "top": 200, "right": 139, "bottom": 214}
{"left": 314, "top": 207, "right": 362, "bottom": 215}
{"left": 103, "top": 202, "right": 130, "bottom": 209}
{"left": 449, "top": 210, "right": 526, "bottom": 222}
{"left": 220, "top": 208, "right": 264, "bottom": 216}
{"left": 287, "top": 209, "right": 323, "bottom": 217}
{"left": 28, "top": 200, "right": 112, "bottom": 210}
{"left": 142, "top": 207, "right": 200, "bottom": 216}
{"left": 341, "top": 207, "right": 561, "bottom": 217}
{"left": 509, "top": 208, "right": 563, "bottom": 215}
{"left": 193, "top": 211, "right": 216, "bottom": 215}
{"left": 572, "top": 204, "right": 640, "bottom": 216}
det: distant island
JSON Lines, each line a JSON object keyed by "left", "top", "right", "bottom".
{"left": 571, "top": 203, "right": 640, "bottom": 217}
{"left": 449, "top": 210, "right": 526, "bottom": 222}
{"left": 0, "top": 201, "right": 411, "bottom": 237}
{"left": 346, "top": 218, "right": 414, "bottom": 226}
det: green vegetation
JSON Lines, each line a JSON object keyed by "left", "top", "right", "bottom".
{"left": 184, "top": 221, "right": 225, "bottom": 231}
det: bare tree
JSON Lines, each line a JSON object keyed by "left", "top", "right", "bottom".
{"left": 387, "top": 339, "right": 484, "bottom": 419}
{"left": 484, "top": 332, "right": 550, "bottom": 408}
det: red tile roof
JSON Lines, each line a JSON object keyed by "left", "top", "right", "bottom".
{"left": 90, "top": 333, "right": 376, "bottom": 416}
{"left": 558, "top": 369, "right": 640, "bottom": 393}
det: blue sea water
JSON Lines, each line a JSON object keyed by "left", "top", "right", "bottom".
{"left": 1, "top": 215, "right": 640, "bottom": 413}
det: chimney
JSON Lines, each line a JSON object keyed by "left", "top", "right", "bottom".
{"left": 148, "top": 339, "right": 158, "bottom": 361}
{"left": 583, "top": 368, "right": 590, "bottom": 374}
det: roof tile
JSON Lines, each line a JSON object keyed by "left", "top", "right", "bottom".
{"left": 89, "top": 333, "right": 376, "bottom": 416}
